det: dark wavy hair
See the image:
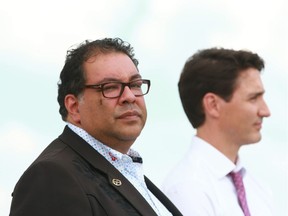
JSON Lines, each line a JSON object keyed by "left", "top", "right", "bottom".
{"left": 178, "top": 47, "right": 264, "bottom": 128}
{"left": 57, "top": 38, "right": 139, "bottom": 121}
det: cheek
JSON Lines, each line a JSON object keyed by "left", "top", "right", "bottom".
{"left": 220, "top": 105, "right": 241, "bottom": 125}
{"left": 99, "top": 98, "right": 103, "bottom": 105}
{"left": 89, "top": 98, "right": 106, "bottom": 111}
{"left": 138, "top": 100, "right": 147, "bottom": 116}
{"left": 229, "top": 107, "right": 254, "bottom": 131}
{"left": 79, "top": 98, "right": 102, "bottom": 118}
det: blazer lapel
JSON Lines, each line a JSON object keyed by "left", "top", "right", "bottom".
{"left": 59, "top": 126, "right": 158, "bottom": 216}
{"left": 145, "top": 177, "right": 183, "bottom": 216}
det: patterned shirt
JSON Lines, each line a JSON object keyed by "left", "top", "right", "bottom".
{"left": 67, "top": 123, "right": 172, "bottom": 216}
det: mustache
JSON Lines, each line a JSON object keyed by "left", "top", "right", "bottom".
{"left": 116, "top": 104, "right": 142, "bottom": 118}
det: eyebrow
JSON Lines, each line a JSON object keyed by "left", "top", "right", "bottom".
{"left": 247, "top": 90, "right": 265, "bottom": 99}
{"left": 97, "top": 74, "right": 142, "bottom": 83}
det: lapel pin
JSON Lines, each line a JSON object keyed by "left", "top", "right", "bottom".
{"left": 112, "top": 178, "right": 122, "bottom": 186}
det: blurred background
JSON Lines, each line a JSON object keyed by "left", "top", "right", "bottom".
{"left": 0, "top": 0, "right": 287, "bottom": 215}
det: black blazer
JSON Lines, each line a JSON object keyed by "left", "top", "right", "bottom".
{"left": 10, "top": 126, "right": 182, "bottom": 216}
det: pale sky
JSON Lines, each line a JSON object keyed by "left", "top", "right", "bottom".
{"left": 1, "top": 0, "right": 287, "bottom": 215}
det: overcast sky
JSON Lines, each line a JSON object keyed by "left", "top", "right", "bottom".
{"left": 1, "top": 0, "right": 287, "bottom": 215}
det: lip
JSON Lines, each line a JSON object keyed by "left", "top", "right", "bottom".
{"left": 254, "top": 121, "right": 262, "bottom": 130}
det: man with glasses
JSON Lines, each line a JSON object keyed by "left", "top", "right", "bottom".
{"left": 9, "top": 38, "right": 182, "bottom": 216}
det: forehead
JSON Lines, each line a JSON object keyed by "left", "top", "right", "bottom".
{"left": 83, "top": 52, "right": 139, "bottom": 82}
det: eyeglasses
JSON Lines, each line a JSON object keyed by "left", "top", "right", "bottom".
{"left": 85, "top": 79, "right": 151, "bottom": 98}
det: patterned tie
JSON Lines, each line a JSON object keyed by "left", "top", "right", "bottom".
{"left": 230, "top": 171, "right": 251, "bottom": 216}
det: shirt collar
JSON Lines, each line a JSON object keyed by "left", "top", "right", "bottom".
{"left": 191, "top": 136, "right": 245, "bottom": 179}
{"left": 232, "top": 156, "right": 247, "bottom": 176}
{"left": 67, "top": 123, "right": 143, "bottom": 164}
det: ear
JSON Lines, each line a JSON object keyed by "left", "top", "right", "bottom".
{"left": 202, "top": 93, "right": 221, "bottom": 118}
{"left": 64, "top": 94, "right": 81, "bottom": 124}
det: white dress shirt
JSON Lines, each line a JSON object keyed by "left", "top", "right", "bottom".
{"left": 162, "top": 136, "right": 274, "bottom": 216}
{"left": 68, "top": 123, "right": 172, "bottom": 216}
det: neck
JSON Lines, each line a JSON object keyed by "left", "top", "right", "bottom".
{"left": 197, "top": 126, "right": 239, "bottom": 163}
{"left": 102, "top": 139, "right": 134, "bottom": 154}
{"left": 67, "top": 121, "right": 134, "bottom": 154}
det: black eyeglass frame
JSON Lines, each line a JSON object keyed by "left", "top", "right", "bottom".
{"left": 84, "top": 79, "right": 151, "bottom": 98}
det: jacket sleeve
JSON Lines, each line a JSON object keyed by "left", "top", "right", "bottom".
{"left": 9, "top": 160, "right": 94, "bottom": 216}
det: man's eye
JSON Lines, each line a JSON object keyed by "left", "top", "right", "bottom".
{"left": 103, "top": 84, "right": 120, "bottom": 91}
{"left": 249, "top": 95, "right": 259, "bottom": 102}
{"left": 130, "top": 81, "right": 142, "bottom": 88}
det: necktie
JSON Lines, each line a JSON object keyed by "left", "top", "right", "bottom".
{"left": 230, "top": 171, "right": 251, "bottom": 216}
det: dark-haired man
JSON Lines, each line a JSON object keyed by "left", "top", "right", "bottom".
{"left": 10, "top": 38, "right": 182, "bottom": 216}
{"left": 163, "top": 48, "right": 273, "bottom": 216}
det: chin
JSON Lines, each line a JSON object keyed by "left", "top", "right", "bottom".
{"left": 247, "top": 136, "right": 262, "bottom": 144}
{"left": 120, "top": 135, "right": 139, "bottom": 143}
{"left": 120, "top": 131, "right": 142, "bottom": 141}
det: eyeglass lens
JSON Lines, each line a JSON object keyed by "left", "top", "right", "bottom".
{"left": 103, "top": 80, "right": 148, "bottom": 98}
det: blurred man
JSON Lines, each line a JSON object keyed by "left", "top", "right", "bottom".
{"left": 163, "top": 48, "right": 273, "bottom": 216}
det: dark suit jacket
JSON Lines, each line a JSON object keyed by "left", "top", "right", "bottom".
{"left": 9, "top": 126, "right": 182, "bottom": 216}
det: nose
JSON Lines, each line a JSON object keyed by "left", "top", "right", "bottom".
{"left": 259, "top": 99, "right": 271, "bottom": 118}
{"left": 118, "top": 86, "right": 136, "bottom": 104}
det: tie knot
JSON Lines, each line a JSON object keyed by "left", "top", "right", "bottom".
{"left": 230, "top": 171, "right": 242, "bottom": 180}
